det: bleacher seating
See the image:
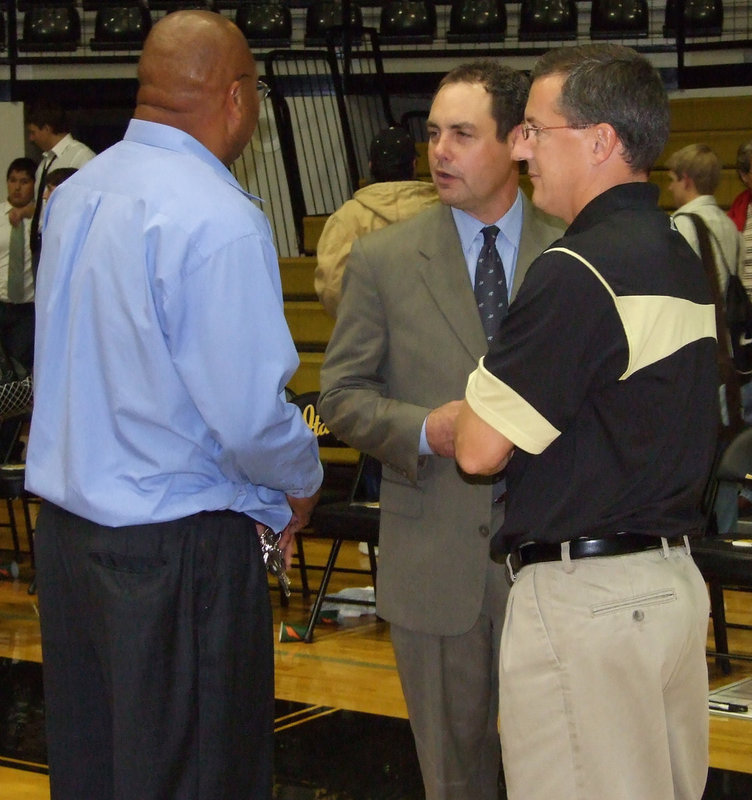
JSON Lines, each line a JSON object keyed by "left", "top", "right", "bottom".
{"left": 590, "top": 0, "right": 649, "bottom": 39}
{"left": 90, "top": 2, "right": 151, "bottom": 51}
{"left": 651, "top": 95, "right": 752, "bottom": 211}
{"left": 304, "top": 0, "right": 363, "bottom": 46}
{"left": 518, "top": 0, "right": 578, "bottom": 41}
{"left": 663, "top": 0, "right": 724, "bottom": 37}
{"left": 379, "top": 0, "right": 436, "bottom": 44}
{"left": 446, "top": 0, "right": 506, "bottom": 43}
{"left": 236, "top": 1, "right": 292, "bottom": 47}
{"left": 18, "top": 3, "right": 81, "bottom": 51}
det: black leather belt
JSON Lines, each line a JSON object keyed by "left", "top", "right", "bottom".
{"left": 509, "top": 533, "right": 687, "bottom": 574}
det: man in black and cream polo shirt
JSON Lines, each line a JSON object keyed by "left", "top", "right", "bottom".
{"left": 455, "top": 45, "right": 718, "bottom": 800}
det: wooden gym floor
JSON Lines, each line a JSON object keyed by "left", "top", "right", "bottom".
{"left": 1, "top": 501, "right": 752, "bottom": 798}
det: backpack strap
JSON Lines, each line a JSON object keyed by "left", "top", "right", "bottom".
{"left": 677, "top": 212, "right": 743, "bottom": 434}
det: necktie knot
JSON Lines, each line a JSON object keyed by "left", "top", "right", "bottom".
{"left": 482, "top": 225, "right": 500, "bottom": 245}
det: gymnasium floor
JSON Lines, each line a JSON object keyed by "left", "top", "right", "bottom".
{"left": 1, "top": 518, "right": 752, "bottom": 799}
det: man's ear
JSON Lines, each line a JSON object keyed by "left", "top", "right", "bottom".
{"left": 229, "top": 81, "right": 242, "bottom": 116}
{"left": 591, "top": 123, "right": 619, "bottom": 164}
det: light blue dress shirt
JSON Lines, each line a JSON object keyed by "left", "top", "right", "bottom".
{"left": 419, "top": 190, "right": 524, "bottom": 454}
{"left": 450, "top": 191, "right": 523, "bottom": 291}
{"left": 26, "top": 119, "right": 323, "bottom": 530}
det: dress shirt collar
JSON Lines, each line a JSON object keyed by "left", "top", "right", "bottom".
{"left": 45, "top": 132, "right": 74, "bottom": 161}
{"left": 123, "top": 119, "right": 262, "bottom": 203}
{"left": 673, "top": 194, "right": 718, "bottom": 216}
{"left": 450, "top": 189, "right": 524, "bottom": 256}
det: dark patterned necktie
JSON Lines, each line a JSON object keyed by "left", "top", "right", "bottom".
{"left": 474, "top": 225, "right": 508, "bottom": 344}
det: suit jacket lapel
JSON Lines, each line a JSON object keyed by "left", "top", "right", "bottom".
{"left": 415, "top": 205, "right": 487, "bottom": 361}
{"left": 512, "top": 193, "right": 539, "bottom": 298}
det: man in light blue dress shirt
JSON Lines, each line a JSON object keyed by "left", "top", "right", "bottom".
{"left": 26, "top": 11, "right": 322, "bottom": 800}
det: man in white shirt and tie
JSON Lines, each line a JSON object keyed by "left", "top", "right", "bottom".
{"left": 9, "top": 100, "right": 95, "bottom": 262}
{"left": 2, "top": 157, "right": 37, "bottom": 369}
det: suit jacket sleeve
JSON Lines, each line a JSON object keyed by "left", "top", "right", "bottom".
{"left": 318, "top": 232, "right": 429, "bottom": 484}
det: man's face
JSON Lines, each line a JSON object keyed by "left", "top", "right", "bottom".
{"left": 667, "top": 170, "right": 690, "bottom": 207}
{"left": 225, "top": 50, "right": 261, "bottom": 166}
{"left": 27, "top": 123, "right": 56, "bottom": 152}
{"left": 427, "top": 81, "right": 519, "bottom": 223}
{"left": 512, "top": 74, "right": 594, "bottom": 224}
{"left": 7, "top": 170, "right": 35, "bottom": 208}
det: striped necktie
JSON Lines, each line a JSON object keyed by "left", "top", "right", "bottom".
{"left": 7, "top": 220, "right": 26, "bottom": 303}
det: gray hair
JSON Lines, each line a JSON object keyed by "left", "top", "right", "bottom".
{"left": 531, "top": 44, "right": 669, "bottom": 174}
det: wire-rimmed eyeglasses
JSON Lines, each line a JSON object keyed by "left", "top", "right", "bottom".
{"left": 236, "top": 74, "right": 271, "bottom": 101}
{"left": 256, "top": 80, "right": 271, "bottom": 101}
{"left": 520, "top": 123, "right": 593, "bottom": 140}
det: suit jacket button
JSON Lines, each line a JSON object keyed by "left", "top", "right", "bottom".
{"left": 479, "top": 525, "right": 490, "bottom": 537}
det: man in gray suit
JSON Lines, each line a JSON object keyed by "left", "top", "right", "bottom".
{"left": 318, "top": 61, "right": 564, "bottom": 800}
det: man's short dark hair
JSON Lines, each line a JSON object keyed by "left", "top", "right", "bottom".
{"left": 26, "top": 100, "right": 70, "bottom": 134}
{"left": 7, "top": 157, "right": 37, "bottom": 182}
{"left": 531, "top": 44, "right": 669, "bottom": 174}
{"left": 45, "top": 167, "right": 78, "bottom": 190}
{"left": 436, "top": 60, "right": 530, "bottom": 142}
{"left": 369, "top": 127, "right": 416, "bottom": 182}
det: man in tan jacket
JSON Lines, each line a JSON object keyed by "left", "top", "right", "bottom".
{"left": 314, "top": 126, "right": 438, "bottom": 317}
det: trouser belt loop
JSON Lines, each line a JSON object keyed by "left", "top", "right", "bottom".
{"left": 660, "top": 537, "right": 671, "bottom": 559}
{"left": 560, "top": 540, "right": 574, "bottom": 573}
{"left": 683, "top": 535, "right": 691, "bottom": 555}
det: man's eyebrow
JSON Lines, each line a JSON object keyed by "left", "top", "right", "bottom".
{"left": 426, "top": 121, "right": 478, "bottom": 131}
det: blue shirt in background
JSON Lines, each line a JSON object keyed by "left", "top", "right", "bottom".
{"left": 26, "top": 118, "right": 323, "bottom": 530}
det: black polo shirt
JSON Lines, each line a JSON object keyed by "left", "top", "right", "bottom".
{"left": 465, "top": 182, "right": 719, "bottom": 554}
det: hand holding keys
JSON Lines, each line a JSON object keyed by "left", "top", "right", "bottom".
{"left": 258, "top": 525, "right": 292, "bottom": 597}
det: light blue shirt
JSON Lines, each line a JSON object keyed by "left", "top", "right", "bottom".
{"left": 419, "top": 191, "right": 524, "bottom": 454}
{"left": 451, "top": 190, "right": 523, "bottom": 291}
{"left": 26, "top": 119, "right": 323, "bottom": 530}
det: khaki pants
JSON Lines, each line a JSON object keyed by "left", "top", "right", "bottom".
{"left": 499, "top": 545, "right": 710, "bottom": 800}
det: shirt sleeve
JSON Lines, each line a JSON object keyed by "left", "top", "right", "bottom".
{"left": 163, "top": 224, "right": 323, "bottom": 499}
{"left": 466, "top": 250, "right": 627, "bottom": 454}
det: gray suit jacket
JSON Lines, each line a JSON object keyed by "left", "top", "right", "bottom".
{"left": 319, "top": 195, "right": 564, "bottom": 635}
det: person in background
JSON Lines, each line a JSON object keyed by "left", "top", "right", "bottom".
{"left": 667, "top": 142, "right": 742, "bottom": 296}
{"left": 314, "top": 125, "right": 438, "bottom": 317}
{"left": 455, "top": 43, "right": 717, "bottom": 800}
{"left": 667, "top": 144, "right": 748, "bottom": 530}
{"left": 1, "top": 158, "right": 37, "bottom": 370}
{"left": 43, "top": 167, "right": 78, "bottom": 203}
{"left": 728, "top": 139, "right": 752, "bottom": 299}
{"left": 319, "top": 60, "right": 564, "bottom": 800}
{"left": 11, "top": 99, "right": 96, "bottom": 265}
{"left": 26, "top": 11, "right": 322, "bottom": 800}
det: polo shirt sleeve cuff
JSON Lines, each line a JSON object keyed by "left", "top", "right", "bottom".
{"left": 465, "top": 358, "right": 560, "bottom": 456}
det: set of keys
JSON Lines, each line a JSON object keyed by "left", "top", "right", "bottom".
{"left": 258, "top": 525, "right": 291, "bottom": 598}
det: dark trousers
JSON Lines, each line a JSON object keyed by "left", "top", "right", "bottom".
{"left": 36, "top": 502, "right": 274, "bottom": 800}
{"left": 0, "top": 301, "right": 35, "bottom": 460}
{"left": 0, "top": 300, "right": 34, "bottom": 369}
